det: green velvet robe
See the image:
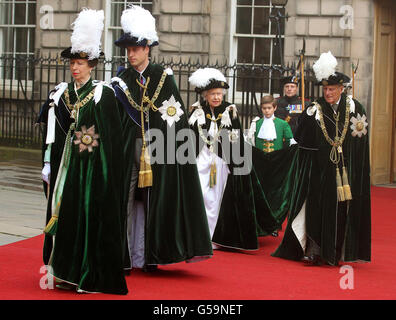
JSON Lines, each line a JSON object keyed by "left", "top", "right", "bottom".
{"left": 112, "top": 63, "right": 213, "bottom": 265}
{"left": 189, "top": 101, "right": 281, "bottom": 250}
{"left": 272, "top": 93, "right": 371, "bottom": 265}
{"left": 39, "top": 79, "right": 128, "bottom": 294}
{"left": 254, "top": 117, "right": 293, "bottom": 152}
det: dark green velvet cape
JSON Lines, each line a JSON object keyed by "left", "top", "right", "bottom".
{"left": 39, "top": 80, "right": 128, "bottom": 294}
{"left": 113, "top": 63, "right": 213, "bottom": 265}
{"left": 272, "top": 93, "right": 371, "bottom": 265}
{"left": 189, "top": 101, "right": 281, "bottom": 250}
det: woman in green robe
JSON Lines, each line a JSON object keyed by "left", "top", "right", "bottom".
{"left": 37, "top": 9, "right": 127, "bottom": 294}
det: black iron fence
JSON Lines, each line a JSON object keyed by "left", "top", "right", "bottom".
{"left": 0, "top": 55, "right": 320, "bottom": 149}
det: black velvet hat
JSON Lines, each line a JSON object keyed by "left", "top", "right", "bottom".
{"left": 280, "top": 75, "right": 299, "bottom": 87}
{"left": 60, "top": 47, "right": 105, "bottom": 60}
{"left": 114, "top": 33, "right": 159, "bottom": 48}
{"left": 318, "top": 71, "right": 350, "bottom": 86}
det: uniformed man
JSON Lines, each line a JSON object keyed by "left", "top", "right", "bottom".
{"left": 275, "top": 75, "right": 309, "bottom": 134}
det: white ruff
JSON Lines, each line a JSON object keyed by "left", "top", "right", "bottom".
{"left": 257, "top": 115, "right": 277, "bottom": 141}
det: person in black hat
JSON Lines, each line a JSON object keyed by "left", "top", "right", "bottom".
{"left": 111, "top": 5, "right": 213, "bottom": 273}
{"left": 275, "top": 74, "right": 309, "bottom": 135}
{"left": 272, "top": 51, "right": 371, "bottom": 266}
{"left": 36, "top": 9, "right": 127, "bottom": 294}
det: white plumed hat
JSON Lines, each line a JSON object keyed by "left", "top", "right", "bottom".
{"left": 114, "top": 5, "right": 159, "bottom": 48}
{"left": 189, "top": 68, "right": 229, "bottom": 93}
{"left": 61, "top": 8, "right": 104, "bottom": 60}
{"left": 313, "top": 51, "right": 351, "bottom": 86}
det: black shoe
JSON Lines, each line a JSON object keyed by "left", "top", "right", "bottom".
{"left": 124, "top": 269, "right": 131, "bottom": 276}
{"left": 302, "top": 254, "right": 323, "bottom": 266}
{"left": 271, "top": 231, "right": 279, "bottom": 237}
{"left": 142, "top": 264, "right": 158, "bottom": 273}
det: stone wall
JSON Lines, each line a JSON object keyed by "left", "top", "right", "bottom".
{"left": 35, "top": 0, "right": 105, "bottom": 57}
{"left": 153, "top": 0, "right": 230, "bottom": 64}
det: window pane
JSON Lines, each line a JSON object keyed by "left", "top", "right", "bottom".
{"left": 0, "top": 3, "right": 12, "bottom": 24}
{"left": 237, "top": 0, "right": 252, "bottom": 5}
{"left": 254, "top": 37, "right": 270, "bottom": 64}
{"left": 253, "top": 7, "right": 269, "bottom": 34}
{"left": 111, "top": 3, "right": 123, "bottom": 27}
{"left": 254, "top": 0, "right": 270, "bottom": 5}
{"left": 29, "top": 28, "right": 34, "bottom": 54}
{"left": 236, "top": 7, "right": 252, "bottom": 34}
{"left": 28, "top": 3, "right": 35, "bottom": 25}
{"left": 270, "top": 7, "right": 286, "bottom": 35}
{"left": 14, "top": 3, "right": 26, "bottom": 24}
{"left": 272, "top": 38, "right": 284, "bottom": 65}
{"left": 15, "top": 28, "right": 27, "bottom": 53}
{"left": 237, "top": 37, "right": 253, "bottom": 63}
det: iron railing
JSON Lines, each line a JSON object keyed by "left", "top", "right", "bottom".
{"left": 0, "top": 55, "right": 320, "bottom": 148}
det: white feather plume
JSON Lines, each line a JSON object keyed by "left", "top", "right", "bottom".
{"left": 313, "top": 51, "right": 338, "bottom": 82}
{"left": 188, "top": 68, "right": 227, "bottom": 88}
{"left": 121, "top": 5, "right": 158, "bottom": 45}
{"left": 70, "top": 9, "right": 104, "bottom": 60}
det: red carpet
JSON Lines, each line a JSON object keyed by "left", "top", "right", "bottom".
{"left": 0, "top": 186, "right": 395, "bottom": 300}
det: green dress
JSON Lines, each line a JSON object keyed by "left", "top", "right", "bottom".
{"left": 272, "top": 93, "right": 371, "bottom": 265}
{"left": 112, "top": 63, "right": 213, "bottom": 266}
{"left": 39, "top": 79, "right": 128, "bottom": 294}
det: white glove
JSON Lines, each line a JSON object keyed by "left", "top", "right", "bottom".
{"left": 42, "top": 162, "right": 51, "bottom": 184}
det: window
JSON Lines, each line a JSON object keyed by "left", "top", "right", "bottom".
{"left": 0, "top": 0, "right": 35, "bottom": 56}
{"left": 105, "top": 0, "right": 153, "bottom": 60}
{"left": 230, "top": 0, "right": 286, "bottom": 93}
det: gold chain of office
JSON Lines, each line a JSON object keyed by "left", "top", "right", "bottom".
{"left": 314, "top": 96, "right": 351, "bottom": 165}
{"left": 123, "top": 70, "right": 168, "bottom": 116}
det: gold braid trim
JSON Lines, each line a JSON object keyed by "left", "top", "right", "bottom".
{"left": 122, "top": 70, "right": 167, "bottom": 116}
{"left": 64, "top": 88, "right": 96, "bottom": 112}
{"left": 315, "top": 97, "right": 352, "bottom": 201}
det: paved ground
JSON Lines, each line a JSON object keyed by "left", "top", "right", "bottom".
{"left": 0, "top": 147, "right": 46, "bottom": 246}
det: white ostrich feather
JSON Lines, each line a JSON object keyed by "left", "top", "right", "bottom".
{"left": 121, "top": 5, "right": 158, "bottom": 45}
{"left": 313, "top": 51, "right": 338, "bottom": 82}
{"left": 70, "top": 9, "right": 104, "bottom": 60}
{"left": 188, "top": 68, "right": 227, "bottom": 89}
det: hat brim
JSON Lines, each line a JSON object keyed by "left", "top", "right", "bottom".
{"left": 318, "top": 72, "right": 351, "bottom": 86}
{"left": 60, "top": 47, "right": 104, "bottom": 60}
{"left": 195, "top": 79, "right": 229, "bottom": 94}
{"left": 114, "top": 33, "right": 159, "bottom": 48}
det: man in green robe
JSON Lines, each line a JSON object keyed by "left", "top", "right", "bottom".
{"left": 272, "top": 52, "right": 371, "bottom": 266}
{"left": 111, "top": 5, "right": 212, "bottom": 271}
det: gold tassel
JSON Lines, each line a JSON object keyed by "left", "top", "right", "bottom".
{"left": 342, "top": 166, "right": 353, "bottom": 201}
{"left": 209, "top": 162, "right": 217, "bottom": 188}
{"left": 336, "top": 167, "right": 345, "bottom": 202}
{"left": 138, "top": 145, "right": 153, "bottom": 188}
{"left": 43, "top": 216, "right": 58, "bottom": 236}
